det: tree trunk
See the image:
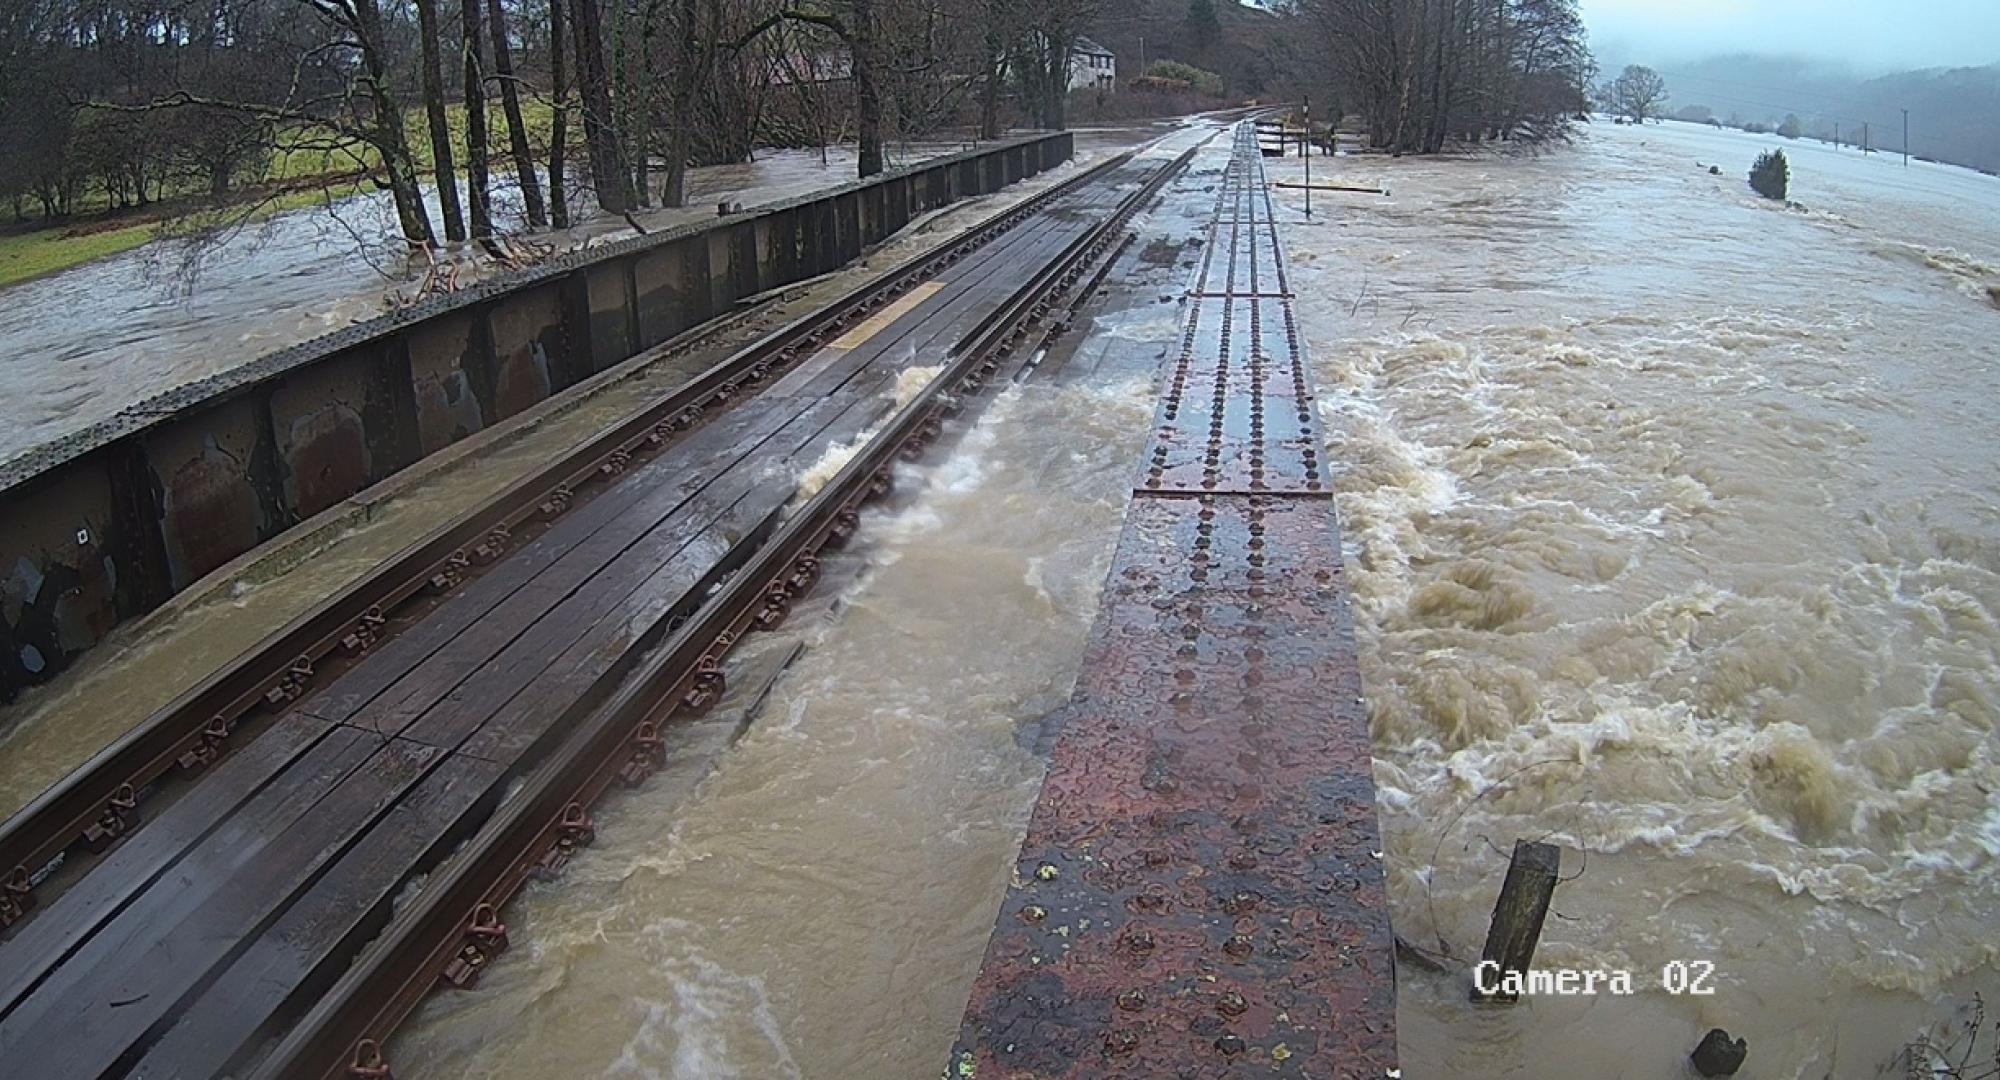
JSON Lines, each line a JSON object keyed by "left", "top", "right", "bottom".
{"left": 660, "top": 124, "right": 689, "bottom": 208}
{"left": 462, "top": 0, "right": 494, "bottom": 241}
{"left": 486, "top": 0, "right": 548, "bottom": 227}
{"left": 570, "top": 0, "right": 631, "bottom": 211}
{"left": 353, "top": 0, "right": 437, "bottom": 247}
{"left": 1034, "top": 35, "right": 1070, "bottom": 130}
{"left": 415, "top": 0, "right": 466, "bottom": 242}
{"left": 548, "top": 0, "right": 570, "bottom": 226}
{"left": 978, "top": 33, "right": 1003, "bottom": 140}
{"left": 851, "top": 0, "right": 884, "bottom": 177}
{"left": 611, "top": 0, "right": 651, "bottom": 207}
{"left": 657, "top": 0, "right": 701, "bottom": 208}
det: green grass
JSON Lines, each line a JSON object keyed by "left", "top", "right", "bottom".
{"left": 0, "top": 223, "right": 159, "bottom": 287}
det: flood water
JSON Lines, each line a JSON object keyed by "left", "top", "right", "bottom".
{"left": 0, "top": 140, "right": 1030, "bottom": 467}
{"left": 1273, "top": 121, "right": 2000, "bottom": 1077}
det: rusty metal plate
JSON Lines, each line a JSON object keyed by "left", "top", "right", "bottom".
{"left": 953, "top": 495, "right": 1395, "bottom": 1078}
{"left": 956, "top": 121, "right": 1394, "bottom": 1080}
{"left": 1192, "top": 165, "right": 1289, "bottom": 297}
{"left": 1138, "top": 296, "right": 1326, "bottom": 496}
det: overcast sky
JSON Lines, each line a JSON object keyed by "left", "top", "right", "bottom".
{"left": 1581, "top": 0, "right": 2000, "bottom": 72}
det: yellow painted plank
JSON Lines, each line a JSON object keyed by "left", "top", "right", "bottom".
{"left": 827, "top": 280, "right": 948, "bottom": 350}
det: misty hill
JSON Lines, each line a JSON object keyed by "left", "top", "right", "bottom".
{"left": 1086, "top": 0, "right": 1287, "bottom": 97}
{"left": 1649, "top": 54, "right": 2000, "bottom": 174}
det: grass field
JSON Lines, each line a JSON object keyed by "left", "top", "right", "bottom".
{"left": 0, "top": 223, "right": 160, "bottom": 286}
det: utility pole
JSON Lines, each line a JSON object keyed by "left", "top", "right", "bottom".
{"left": 1902, "top": 108, "right": 1910, "bottom": 166}
{"left": 1833, "top": 121, "right": 1838, "bottom": 149}
{"left": 1138, "top": 36, "right": 1146, "bottom": 74}
{"left": 1862, "top": 121, "right": 1870, "bottom": 155}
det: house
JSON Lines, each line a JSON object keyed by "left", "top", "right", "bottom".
{"left": 1069, "top": 36, "right": 1116, "bottom": 92}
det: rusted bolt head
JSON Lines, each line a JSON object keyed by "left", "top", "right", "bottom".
{"left": 1116, "top": 988, "right": 1148, "bottom": 1012}
{"left": 1222, "top": 890, "right": 1262, "bottom": 914}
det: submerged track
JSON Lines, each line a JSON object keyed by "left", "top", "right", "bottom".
{"left": 0, "top": 146, "right": 1193, "bottom": 1080}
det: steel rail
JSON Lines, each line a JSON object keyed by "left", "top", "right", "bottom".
{"left": 0, "top": 150, "right": 1135, "bottom": 932}
{"left": 254, "top": 144, "right": 1197, "bottom": 1080}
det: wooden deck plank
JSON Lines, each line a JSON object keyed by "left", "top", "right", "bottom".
{"left": 300, "top": 404, "right": 776, "bottom": 724}
{"left": 452, "top": 386, "right": 896, "bottom": 765}
{"left": 0, "top": 738, "right": 441, "bottom": 1079}
{"left": 380, "top": 386, "right": 868, "bottom": 752}
{"left": 126, "top": 754, "right": 507, "bottom": 1080}
{"left": 0, "top": 713, "right": 336, "bottom": 1020}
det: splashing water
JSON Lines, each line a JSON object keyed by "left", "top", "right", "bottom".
{"left": 1276, "top": 120, "right": 2000, "bottom": 1076}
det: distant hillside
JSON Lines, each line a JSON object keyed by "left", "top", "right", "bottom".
{"left": 1646, "top": 54, "right": 2000, "bottom": 174}
{"left": 1086, "top": 0, "right": 1286, "bottom": 97}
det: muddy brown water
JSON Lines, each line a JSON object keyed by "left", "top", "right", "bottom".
{"left": 1279, "top": 121, "right": 2000, "bottom": 1078}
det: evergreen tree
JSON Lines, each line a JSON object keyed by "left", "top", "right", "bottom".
{"left": 1750, "top": 149, "right": 1789, "bottom": 200}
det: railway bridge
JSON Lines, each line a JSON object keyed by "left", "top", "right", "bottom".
{"left": 0, "top": 120, "right": 1395, "bottom": 1079}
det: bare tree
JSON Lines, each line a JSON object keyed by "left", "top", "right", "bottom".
{"left": 462, "top": 0, "right": 495, "bottom": 240}
{"left": 488, "top": 0, "right": 549, "bottom": 226}
{"left": 1287, "top": 0, "right": 1592, "bottom": 154}
{"left": 571, "top": 0, "right": 633, "bottom": 210}
{"left": 1609, "top": 63, "right": 1667, "bottom": 124}
{"left": 415, "top": 0, "right": 467, "bottom": 242}
{"left": 548, "top": 0, "right": 572, "bottom": 225}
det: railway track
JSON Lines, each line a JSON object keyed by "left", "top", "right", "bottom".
{"left": 0, "top": 146, "right": 1135, "bottom": 934}
{"left": 0, "top": 136, "right": 1195, "bottom": 1079}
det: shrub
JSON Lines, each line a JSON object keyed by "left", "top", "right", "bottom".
{"left": 1143, "top": 60, "right": 1223, "bottom": 97}
{"left": 1750, "top": 149, "right": 1789, "bottom": 200}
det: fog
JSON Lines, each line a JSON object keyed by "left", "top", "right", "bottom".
{"left": 1583, "top": 0, "right": 2000, "bottom": 72}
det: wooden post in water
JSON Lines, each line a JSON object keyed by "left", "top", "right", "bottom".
{"left": 1471, "top": 840, "right": 1560, "bottom": 1002}
{"left": 1302, "top": 95, "right": 1313, "bottom": 220}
